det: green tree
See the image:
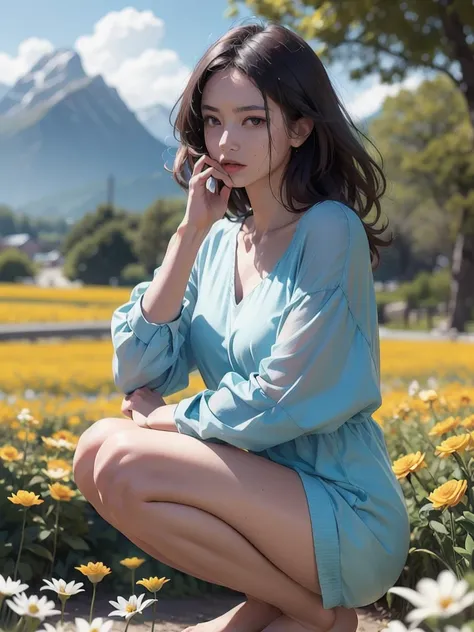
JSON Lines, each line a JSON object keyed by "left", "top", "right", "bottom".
{"left": 228, "top": 0, "right": 474, "bottom": 330}
{"left": 63, "top": 221, "right": 138, "bottom": 285}
{"left": 61, "top": 204, "right": 134, "bottom": 257}
{"left": 0, "top": 205, "right": 16, "bottom": 237}
{"left": 371, "top": 75, "right": 474, "bottom": 325}
{"left": 0, "top": 248, "right": 36, "bottom": 282}
{"left": 134, "top": 198, "right": 185, "bottom": 274}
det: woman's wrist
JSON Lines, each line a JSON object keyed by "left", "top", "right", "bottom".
{"left": 146, "top": 403, "right": 180, "bottom": 432}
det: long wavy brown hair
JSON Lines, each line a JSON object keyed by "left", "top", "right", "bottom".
{"left": 170, "top": 21, "right": 392, "bottom": 268}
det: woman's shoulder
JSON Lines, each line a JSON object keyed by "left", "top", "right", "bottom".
{"left": 296, "top": 199, "right": 373, "bottom": 293}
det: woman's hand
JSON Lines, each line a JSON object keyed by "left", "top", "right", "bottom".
{"left": 121, "top": 387, "right": 166, "bottom": 428}
{"left": 183, "top": 154, "right": 234, "bottom": 230}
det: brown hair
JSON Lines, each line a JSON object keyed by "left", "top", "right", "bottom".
{"left": 170, "top": 21, "right": 392, "bottom": 268}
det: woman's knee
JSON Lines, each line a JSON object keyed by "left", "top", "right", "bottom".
{"left": 72, "top": 417, "right": 127, "bottom": 490}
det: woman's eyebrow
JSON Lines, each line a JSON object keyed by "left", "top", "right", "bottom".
{"left": 201, "top": 104, "right": 266, "bottom": 113}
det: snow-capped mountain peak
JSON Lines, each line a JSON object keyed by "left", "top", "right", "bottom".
{"left": 0, "top": 48, "right": 86, "bottom": 117}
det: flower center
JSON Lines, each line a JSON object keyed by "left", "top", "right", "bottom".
{"left": 439, "top": 596, "right": 453, "bottom": 609}
{"left": 126, "top": 604, "right": 137, "bottom": 613}
{"left": 28, "top": 605, "right": 40, "bottom": 614}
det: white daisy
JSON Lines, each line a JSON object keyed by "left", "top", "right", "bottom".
{"left": 427, "top": 376, "right": 438, "bottom": 389}
{"left": 407, "top": 380, "right": 420, "bottom": 397}
{"left": 6, "top": 593, "right": 61, "bottom": 620}
{"left": 75, "top": 617, "right": 114, "bottom": 632}
{"left": 108, "top": 593, "right": 157, "bottom": 620}
{"left": 389, "top": 569, "right": 474, "bottom": 627}
{"left": 37, "top": 623, "right": 66, "bottom": 632}
{"left": 0, "top": 575, "right": 29, "bottom": 598}
{"left": 17, "top": 408, "right": 33, "bottom": 423}
{"left": 40, "top": 578, "right": 85, "bottom": 599}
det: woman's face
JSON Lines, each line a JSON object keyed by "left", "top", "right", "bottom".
{"left": 200, "top": 68, "right": 296, "bottom": 188}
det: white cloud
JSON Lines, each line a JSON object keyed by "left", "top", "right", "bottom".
{"left": 75, "top": 7, "right": 190, "bottom": 110}
{"left": 0, "top": 37, "right": 54, "bottom": 85}
{"left": 346, "top": 72, "right": 425, "bottom": 120}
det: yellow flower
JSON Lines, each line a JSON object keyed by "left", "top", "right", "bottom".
{"left": 8, "top": 490, "right": 44, "bottom": 507}
{"left": 461, "top": 415, "right": 474, "bottom": 430}
{"left": 460, "top": 393, "right": 472, "bottom": 406}
{"left": 435, "top": 434, "right": 472, "bottom": 459}
{"left": 392, "top": 452, "right": 426, "bottom": 480}
{"left": 419, "top": 389, "right": 438, "bottom": 403}
{"left": 52, "top": 430, "right": 79, "bottom": 446}
{"left": 17, "top": 430, "right": 36, "bottom": 442}
{"left": 0, "top": 445, "right": 23, "bottom": 462}
{"left": 120, "top": 557, "right": 146, "bottom": 570}
{"left": 42, "top": 459, "right": 72, "bottom": 481}
{"left": 136, "top": 576, "right": 170, "bottom": 592}
{"left": 49, "top": 482, "right": 76, "bottom": 502}
{"left": 394, "top": 402, "right": 412, "bottom": 420}
{"left": 75, "top": 562, "right": 112, "bottom": 583}
{"left": 429, "top": 416, "right": 460, "bottom": 437}
{"left": 41, "top": 436, "right": 75, "bottom": 451}
{"left": 68, "top": 415, "right": 81, "bottom": 427}
{"left": 428, "top": 479, "right": 468, "bottom": 510}
{"left": 47, "top": 458, "right": 72, "bottom": 472}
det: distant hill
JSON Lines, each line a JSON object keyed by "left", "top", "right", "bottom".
{"left": 0, "top": 49, "right": 178, "bottom": 209}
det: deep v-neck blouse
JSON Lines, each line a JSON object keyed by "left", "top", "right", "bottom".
{"left": 111, "top": 199, "right": 410, "bottom": 611}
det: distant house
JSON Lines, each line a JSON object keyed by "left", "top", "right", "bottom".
{"left": 0, "top": 233, "right": 41, "bottom": 259}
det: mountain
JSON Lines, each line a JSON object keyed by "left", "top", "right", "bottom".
{"left": 0, "top": 49, "right": 180, "bottom": 209}
{"left": 0, "top": 83, "right": 10, "bottom": 102}
{"left": 20, "top": 166, "right": 184, "bottom": 220}
{"left": 136, "top": 103, "right": 178, "bottom": 146}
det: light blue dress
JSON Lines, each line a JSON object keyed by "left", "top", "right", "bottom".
{"left": 111, "top": 200, "right": 410, "bottom": 610}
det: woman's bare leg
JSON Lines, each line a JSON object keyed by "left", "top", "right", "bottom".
{"left": 74, "top": 433, "right": 282, "bottom": 632}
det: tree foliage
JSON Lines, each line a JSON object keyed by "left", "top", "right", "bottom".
{"left": 134, "top": 198, "right": 186, "bottom": 274}
{"left": 63, "top": 221, "right": 138, "bottom": 285}
{"left": 0, "top": 248, "right": 36, "bottom": 282}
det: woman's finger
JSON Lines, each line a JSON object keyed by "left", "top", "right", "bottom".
{"left": 195, "top": 165, "right": 233, "bottom": 190}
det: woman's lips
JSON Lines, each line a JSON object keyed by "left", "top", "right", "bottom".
{"left": 222, "top": 163, "right": 246, "bottom": 174}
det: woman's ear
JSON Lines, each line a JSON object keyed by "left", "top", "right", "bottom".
{"left": 290, "top": 116, "right": 314, "bottom": 149}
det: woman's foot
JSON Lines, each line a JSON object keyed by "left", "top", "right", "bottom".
{"left": 261, "top": 608, "right": 358, "bottom": 632}
{"left": 181, "top": 598, "right": 282, "bottom": 632}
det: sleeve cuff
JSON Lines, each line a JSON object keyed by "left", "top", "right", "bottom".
{"left": 126, "top": 294, "right": 184, "bottom": 345}
{"left": 173, "top": 395, "right": 202, "bottom": 439}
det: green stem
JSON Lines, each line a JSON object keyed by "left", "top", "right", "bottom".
{"left": 449, "top": 509, "right": 461, "bottom": 579}
{"left": 19, "top": 437, "right": 29, "bottom": 484}
{"left": 13, "top": 508, "right": 27, "bottom": 581}
{"left": 89, "top": 583, "right": 97, "bottom": 625}
{"left": 407, "top": 475, "right": 423, "bottom": 511}
{"left": 50, "top": 502, "right": 61, "bottom": 578}
{"left": 131, "top": 569, "right": 135, "bottom": 596}
{"left": 124, "top": 617, "right": 132, "bottom": 632}
{"left": 152, "top": 594, "right": 156, "bottom": 632}
{"left": 453, "top": 453, "right": 474, "bottom": 509}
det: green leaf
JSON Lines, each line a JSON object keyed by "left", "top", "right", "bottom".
{"left": 0, "top": 542, "right": 13, "bottom": 558}
{"left": 429, "top": 520, "right": 449, "bottom": 534}
{"left": 28, "top": 475, "right": 44, "bottom": 486}
{"left": 463, "top": 511, "right": 474, "bottom": 523}
{"left": 454, "top": 546, "right": 470, "bottom": 558}
{"left": 466, "top": 534, "right": 474, "bottom": 555}
{"left": 24, "top": 544, "right": 53, "bottom": 562}
{"left": 38, "top": 530, "right": 52, "bottom": 542}
{"left": 62, "top": 534, "right": 90, "bottom": 551}
{"left": 456, "top": 519, "right": 474, "bottom": 538}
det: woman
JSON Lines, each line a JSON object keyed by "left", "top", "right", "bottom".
{"left": 73, "top": 21, "right": 410, "bottom": 632}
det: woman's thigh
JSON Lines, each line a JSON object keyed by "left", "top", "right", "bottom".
{"left": 76, "top": 417, "right": 321, "bottom": 596}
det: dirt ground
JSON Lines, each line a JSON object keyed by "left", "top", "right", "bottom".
{"left": 64, "top": 595, "right": 389, "bottom": 632}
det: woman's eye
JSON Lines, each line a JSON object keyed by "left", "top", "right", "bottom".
{"left": 203, "top": 116, "right": 266, "bottom": 127}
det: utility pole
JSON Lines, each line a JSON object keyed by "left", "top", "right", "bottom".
{"left": 106, "top": 174, "right": 115, "bottom": 208}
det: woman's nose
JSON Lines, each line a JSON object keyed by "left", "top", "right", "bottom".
{"left": 219, "top": 129, "right": 239, "bottom": 152}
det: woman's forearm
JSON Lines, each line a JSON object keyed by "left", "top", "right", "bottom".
{"left": 146, "top": 404, "right": 180, "bottom": 431}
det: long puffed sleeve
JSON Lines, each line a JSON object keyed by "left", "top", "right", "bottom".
{"left": 111, "top": 261, "right": 198, "bottom": 396}
{"left": 174, "top": 284, "right": 381, "bottom": 452}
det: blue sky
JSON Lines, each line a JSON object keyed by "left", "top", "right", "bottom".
{"left": 0, "top": 0, "right": 422, "bottom": 119}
